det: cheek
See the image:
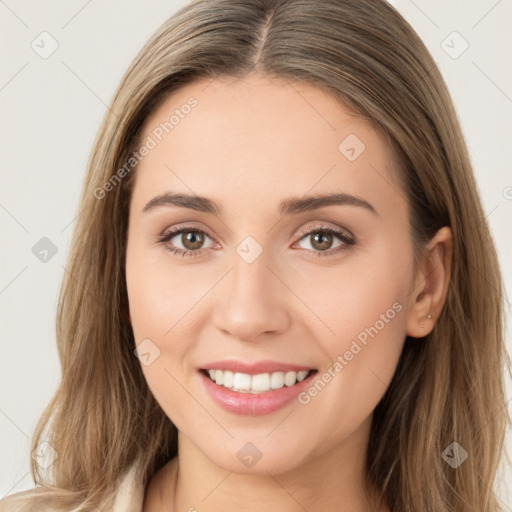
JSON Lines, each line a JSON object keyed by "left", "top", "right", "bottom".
{"left": 125, "top": 246, "right": 200, "bottom": 424}
{"left": 125, "top": 244, "right": 216, "bottom": 417}
{"left": 125, "top": 241, "right": 213, "bottom": 341}
{"left": 290, "top": 243, "right": 411, "bottom": 343}
{"left": 296, "top": 284, "right": 407, "bottom": 452}
{"left": 292, "top": 246, "right": 410, "bottom": 407}
{"left": 311, "top": 278, "right": 407, "bottom": 400}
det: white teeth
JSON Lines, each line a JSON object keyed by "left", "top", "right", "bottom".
{"left": 251, "top": 373, "right": 270, "bottom": 391}
{"left": 204, "top": 369, "right": 312, "bottom": 393}
{"left": 270, "top": 371, "right": 284, "bottom": 389}
{"left": 296, "top": 370, "right": 309, "bottom": 382}
{"left": 223, "top": 370, "right": 234, "bottom": 388}
{"left": 233, "top": 372, "right": 251, "bottom": 390}
{"left": 284, "top": 371, "right": 296, "bottom": 386}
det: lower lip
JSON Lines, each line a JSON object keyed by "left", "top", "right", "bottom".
{"left": 198, "top": 370, "right": 317, "bottom": 416}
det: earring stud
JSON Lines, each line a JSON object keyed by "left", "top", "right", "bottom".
{"left": 427, "top": 314, "right": 432, "bottom": 319}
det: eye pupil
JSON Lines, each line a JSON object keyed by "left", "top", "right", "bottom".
{"left": 183, "top": 231, "right": 204, "bottom": 250}
{"left": 311, "top": 232, "right": 333, "bottom": 251}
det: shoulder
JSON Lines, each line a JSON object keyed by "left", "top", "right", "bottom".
{"left": 0, "top": 486, "right": 61, "bottom": 511}
{"left": 0, "top": 461, "right": 144, "bottom": 512}
{"left": 0, "top": 487, "right": 93, "bottom": 512}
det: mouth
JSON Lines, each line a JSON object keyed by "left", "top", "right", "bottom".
{"left": 199, "top": 368, "right": 318, "bottom": 394}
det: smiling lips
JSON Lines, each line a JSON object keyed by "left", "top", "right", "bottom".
{"left": 198, "top": 360, "right": 318, "bottom": 415}
{"left": 200, "top": 359, "right": 316, "bottom": 391}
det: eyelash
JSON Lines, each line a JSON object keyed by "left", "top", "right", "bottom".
{"left": 156, "top": 224, "right": 355, "bottom": 259}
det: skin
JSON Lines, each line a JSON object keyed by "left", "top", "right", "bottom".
{"left": 125, "top": 73, "right": 452, "bottom": 511}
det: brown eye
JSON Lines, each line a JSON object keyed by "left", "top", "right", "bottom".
{"left": 310, "top": 232, "right": 334, "bottom": 251}
{"left": 295, "top": 225, "right": 355, "bottom": 257}
{"left": 180, "top": 231, "right": 206, "bottom": 250}
{"left": 157, "top": 227, "right": 215, "bottom": 257}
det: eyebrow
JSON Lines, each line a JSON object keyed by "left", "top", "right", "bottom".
{"left": 142, "top": 191, "right": 378, "bottom": 217}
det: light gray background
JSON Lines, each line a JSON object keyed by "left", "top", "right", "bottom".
{"left": 1, "top": 0, "right": 511, "bottom": 506}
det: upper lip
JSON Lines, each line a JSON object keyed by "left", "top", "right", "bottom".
{"left": 199, "top": 360, "right": 316, "bottom": 375}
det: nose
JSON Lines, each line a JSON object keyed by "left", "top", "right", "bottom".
{"left": 211, "top": 250, "right": 291, "bottom": 342}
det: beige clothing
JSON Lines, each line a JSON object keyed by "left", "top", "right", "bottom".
{"left": 0, "top": 461, "right": 145, "bottom": 511}
{"left": 109, "top": 461, "right": 145, "bottom": 512}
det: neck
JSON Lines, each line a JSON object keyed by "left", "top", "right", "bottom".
{"left": 152, "top": 420, "right": 387, "bottom": 512}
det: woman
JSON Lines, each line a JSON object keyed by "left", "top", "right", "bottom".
{"left": 1, "top": 0, "right": 509, "bottom": 510}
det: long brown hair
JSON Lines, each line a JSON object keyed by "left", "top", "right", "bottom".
{"left": 2, "top": 0, "right": 509, "bottom": 510}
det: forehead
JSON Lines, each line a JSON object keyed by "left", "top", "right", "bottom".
{"left": 132, "top": 74, "right": 405, "bottom": 217}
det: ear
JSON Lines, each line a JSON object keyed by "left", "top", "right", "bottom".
{"left": 406, "top": 226, "right": 453, "bottom": 338}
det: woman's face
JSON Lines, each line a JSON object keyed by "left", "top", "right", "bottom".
{"left": 125, "top": 74, "right": 417, "bottom": 474}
